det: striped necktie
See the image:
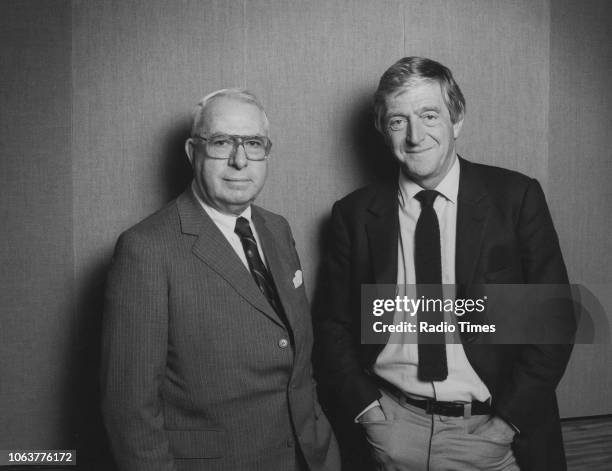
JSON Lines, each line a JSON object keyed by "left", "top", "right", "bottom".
{"left": 234, "top": 216, "right": 285, "bottom": 318}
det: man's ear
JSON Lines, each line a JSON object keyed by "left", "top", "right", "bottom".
{"left": 374, "top": 117, "right": 389, "bottom": 145}
{"left": 453, "top": 116, "right": 464, "bottom": 139}
{"left": 184, "top": 138, "right": 195, "bottom": 165}
{"left": 374, "top": 110, "right": 386, "bottom": 136}
{"left": 374, "top": 117, "right": 382, "bottom": 135}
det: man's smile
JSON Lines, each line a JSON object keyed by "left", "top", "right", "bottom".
{"left": 404, "top": 146, "right": 433, "bottom": 154}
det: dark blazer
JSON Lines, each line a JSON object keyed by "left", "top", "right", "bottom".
{"left": 315, "top": 157, "right": 574, "bottom": 471}
{"left": 101, "top": 189, "right": 339, "bottom": 471}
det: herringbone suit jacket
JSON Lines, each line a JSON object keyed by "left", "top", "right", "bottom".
{"left": 101, "top": 189, "right": 339, "bottom": 471}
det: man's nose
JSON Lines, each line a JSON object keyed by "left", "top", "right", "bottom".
{"left": 405, "top": 119, "right": 425, "bottom": 146}
{"left": 228, "top": 143, "right": 248, "bottom": 169}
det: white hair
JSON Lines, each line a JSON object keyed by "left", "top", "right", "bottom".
{"left": 190, "top": 88, "right": 270, "bottom": 136}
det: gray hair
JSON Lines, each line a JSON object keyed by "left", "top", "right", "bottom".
{"left": 190, "top": 88, "right": 269, "bottom": 136}
{"left": 374, "top": 57, "right": 466, "bottom": 131}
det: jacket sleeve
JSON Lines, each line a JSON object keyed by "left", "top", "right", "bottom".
{"left": 100, "top": 231, "right": 177, "bottom": 471}
{"left": 495, "top": 178, "right": 575, "bottom": 432}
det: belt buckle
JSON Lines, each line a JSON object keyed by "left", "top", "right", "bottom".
{"left": 463, "top": 403, "right": 472, "bottom": 419}
{"left": 425, "top": 399, "right": 435, "bottom": 414}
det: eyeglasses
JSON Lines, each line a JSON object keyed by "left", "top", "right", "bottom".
{"left": 191, "top": 134, "right": 272, "bottom": 161}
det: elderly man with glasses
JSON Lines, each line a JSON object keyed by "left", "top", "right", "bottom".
{"left": 101, "top": 89, "right": 340, "bottom": 471}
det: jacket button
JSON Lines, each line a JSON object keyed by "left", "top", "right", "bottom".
{"left": 278, "top": 338, "right": 289, "bottom": 348}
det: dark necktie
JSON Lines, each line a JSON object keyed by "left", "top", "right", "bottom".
{"left": 234, "top": 216, "right": 285, "bottom": 318}
{"left": 414, "top": 190, "right": 448, "bottom": 381}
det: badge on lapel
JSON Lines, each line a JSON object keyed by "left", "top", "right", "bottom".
{"left": 292, "top": 270, "right": 303, "bottom": 289}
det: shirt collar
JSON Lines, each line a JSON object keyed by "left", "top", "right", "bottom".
{"left": 191, "top": 181, "right": 252, "bottom": 229}
{"left": 398, "top": 156, "right": 460, "bottom": 206}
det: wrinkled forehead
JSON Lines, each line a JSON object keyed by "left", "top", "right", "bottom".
{"left": 383, "top": 79, "right": 446, "bottom": 112}
{"left": 387, "top": 78, "right": 441, "bottom": 100}
{"left": 197, "top": 97, "right": 268, "bottom": 136}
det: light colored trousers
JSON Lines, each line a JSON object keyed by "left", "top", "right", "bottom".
{"left": 361, "top": 389, "right": 520, "bottom": 471}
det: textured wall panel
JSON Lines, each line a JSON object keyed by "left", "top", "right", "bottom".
{"left": 0, "top": 0, "right": 73, "bottom": 448}
{"left": 72, "top": 0, "right": 245, "bottom": 276}
{"left": 402, "top": 0, "right": 550, "bottom": 186}
{"left": 245, "top": 0, "right": 404, "bottom": 293}
{"left": 550, "top": 0, "right": 612, "bottom": 417}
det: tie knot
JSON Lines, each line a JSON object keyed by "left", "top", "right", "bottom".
{"left": 415, "top": 190, "right": 439, "bottom": 208}
{"left": 234, "top": 216, "right": 253, "bottom": 239}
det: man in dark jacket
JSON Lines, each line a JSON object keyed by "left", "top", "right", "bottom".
{"left": 316, "top": 57, "right": 574, "bottom": 471}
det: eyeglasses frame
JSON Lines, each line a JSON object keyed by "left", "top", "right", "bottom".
{"left": 190, "top": 134, "right": 272, "bottom": 161}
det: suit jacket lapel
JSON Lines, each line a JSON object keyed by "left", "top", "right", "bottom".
{"left": 251, "top": 208, "right": 300, "bottom": 330}
{"left": 365, "top": 183, "right": 399, "bottom": 285}
{"left": 177, "top": 190, "right": 283, "bottom": 327}
{"left": 456, "top": 157, "right": 490, "bottom": 286}
{"left": 363, "top": 183, "right": 399, "bottom": 359}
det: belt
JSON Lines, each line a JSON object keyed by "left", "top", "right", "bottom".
{"left": 375, "top": 377, "right": 492, "bottom": 419}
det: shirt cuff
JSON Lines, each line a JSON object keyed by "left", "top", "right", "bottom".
{"left": 496, "top": 413, "right": 520, "bottom": 435}
{"left": 506, "top": 419, "right": 520, "bottom": 434}
{"left": 354, "top": 400, "right": 381, "bottom": 423}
